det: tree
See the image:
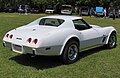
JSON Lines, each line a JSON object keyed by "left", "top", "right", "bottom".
{"left": 110, "top": 0, "right": 120, "bottom": 8}
{"left": 0, "top": 0, "right": 119, "bottom": 12}
{"left": 76, "top": 0, "right": 111, "bottom": 7}
{"left": 76, "top": 0, "right": 94, "bottom": 6}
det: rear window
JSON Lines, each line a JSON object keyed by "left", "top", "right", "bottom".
{"left": 39, "top": 18, "right": 64, "bottom": 27}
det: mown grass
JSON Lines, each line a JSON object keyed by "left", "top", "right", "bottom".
{"left": 0, "top": 13, "right": 120, "bottom": 78}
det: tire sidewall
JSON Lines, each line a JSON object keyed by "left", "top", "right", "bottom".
{"left": 61, "top": 40, "right": 79, "bottom": 64}
{"left": 107, "top": 32, "right": 117, "bottom": 48}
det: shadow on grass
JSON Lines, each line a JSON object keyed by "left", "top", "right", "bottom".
{"left": 9, "top": 46, "right": 108, "bottom": 70}
{"left": 9, "top": 55, "right": 62, "bottom": 70}
{"left": 78, "top": 46, "right": 107, "bottom": 59}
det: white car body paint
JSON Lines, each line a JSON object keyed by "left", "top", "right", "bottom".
{"left": 3, "top": 15, "right": 116, "bottom": 56}
{"left": 45, "top": 9, "right": 54, "bottom": 14}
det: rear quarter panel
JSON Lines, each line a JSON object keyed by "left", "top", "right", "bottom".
{"left": 40, "top": 28, "right": 81, "bottom": 55}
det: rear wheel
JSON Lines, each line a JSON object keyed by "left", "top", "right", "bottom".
{"left": 105, "top": 32, "right": 117, "bottom": 49}
{"left": 60, "top": 40, "right": 79, "bottom": 64}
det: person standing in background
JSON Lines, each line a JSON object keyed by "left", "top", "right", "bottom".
{"left": 18, "top": 5, "right": 22, "bottom": 15}
{"left": 90, "top": 7, "right": 94, "bottom": 17}
{"left": 24, "top": 5, "right": 28, "bottom": 15}
{"left": 113, "top": 9, "right": 116, "bottom": 20}
{"left": 108, "top": 7, "right": 111, "bottom": 18}
{"left": 79, "top": 7, "right": 82, "bottom": 16}
{"left": 103, "top": 8, "right": 107, "bottom": 18}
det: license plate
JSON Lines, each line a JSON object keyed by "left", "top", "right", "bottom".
{"left": 13, "top": 45, "right": 22, "bottom": 53}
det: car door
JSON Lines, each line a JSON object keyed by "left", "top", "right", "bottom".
{"left": 79, "top": 28, "right": 101, "bottom": 49}
{"left": 73, "top": 19, "right": 101, "bottom": 49}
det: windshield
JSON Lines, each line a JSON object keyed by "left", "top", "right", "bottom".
{"left": 39, "top": 18, "right": 64, "bottom": 27}
{"left": 46, "top": 8, "right": 54, "bottom": 10}
{"left": 61, "top": 5, "right": 72, "bottom": 10}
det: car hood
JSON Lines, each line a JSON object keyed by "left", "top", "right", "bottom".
{"left": 61, "top": 10, "right": 72, "bottom": 11}
{"left": 45, "top": 9, "right": 54, "bottom": 11}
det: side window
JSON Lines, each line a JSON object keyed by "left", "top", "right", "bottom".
{"left": 73, "top": 19, "right": 90, "bottom": 30}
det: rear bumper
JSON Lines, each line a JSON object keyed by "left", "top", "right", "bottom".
{"left": 96, "top": 12, "right": 104, "bottom": 16}
{"left": 61, "top": 11, "right": 72, "bottom": 15}
{"left": 45, "top": 11, "right": 54, "bottom": 14}
{"left": 3, "top": 41, "right": 62, "bottom": 56}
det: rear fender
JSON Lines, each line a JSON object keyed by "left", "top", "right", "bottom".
{"left": 59, "top": 35, "right": 80, "bottom": 55}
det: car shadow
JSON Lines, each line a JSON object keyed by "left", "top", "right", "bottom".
{"left": 9, "top": 55, "right": 62, "bottom": 70}
{"left": 9, "top": 46, "right": 108, "bottom": 70}
{"left": 77, "top": 46, "right": 107, "bottom": 59}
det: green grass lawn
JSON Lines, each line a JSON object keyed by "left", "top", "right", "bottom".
{"left": 0, "top": 13, "right": 120, "bottom": 78}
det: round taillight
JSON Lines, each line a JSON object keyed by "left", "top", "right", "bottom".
{"left": 6, "top": 34, "right": 9, "bottom": 38}
{"left": 27, "top": 38, "right": 32, "bottom": 43}
{"left": 33, "top": 39, "right": 38, "bottom": 44}
{"left": 10, "top": 35, "right": 13, "bottom": 39}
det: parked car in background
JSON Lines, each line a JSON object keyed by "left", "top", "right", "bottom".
{"left": 0, "top": 7, "right": 4, "bottom": 12}
{"left": 30, "top": 8, "right": 40, "bottom": 13}
{"left": 61, "top": 5, "right": 72, "bottom": 15}
{"left": 119, "top": 9, "right": 120, "bottom": 17}
{"left": 96, "top": 7, "right": 104, "bottom": 16}
{"left": 109, "top": 9, "right": 120, "bottom": 18}
{"left": 81, "top": 6, "right": 89, "bottom": 16}
{"left": 4, "top": 7, "right": 17, "bottom": 13}
{"left": 3, "top": 15, "right": 117, "bottom": 64}
{"left": 45, "top": 8, "right": 55, "bottom": 14}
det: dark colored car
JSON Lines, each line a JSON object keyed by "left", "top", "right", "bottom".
{"left": 4, "top": 7, "right": 17, "bottom": 13}
{"left": 30, "top": 8, "right": 40, "bottom": 13}
{"left": 81, "top": 6, "right": 89, "bottom": 16}
{"left": 109, "top": 9, "right": 120, "bottom": 18}
{"left": 0, "top": 7, "right": 4, "bottom": 12}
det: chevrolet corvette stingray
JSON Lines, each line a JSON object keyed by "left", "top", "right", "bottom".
{"left": 3, "top": 15, "right": 117, "bottom": 64}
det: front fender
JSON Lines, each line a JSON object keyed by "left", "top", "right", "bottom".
{"left": 103, "top": 26, "right": 116, "bottom": 44}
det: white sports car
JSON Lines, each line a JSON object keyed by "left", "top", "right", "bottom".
{"left": 3, "top": 15, "right": 117, "bottom": 64}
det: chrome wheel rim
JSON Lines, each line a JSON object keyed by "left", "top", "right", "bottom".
{"left": 68, "top": 44, "right": 78, "bottom": 61}
{"left": 109, "top": 35, "right": 116, "bottom": 47}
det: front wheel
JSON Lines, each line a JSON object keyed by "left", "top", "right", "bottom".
{"left": 105, "top": 32, "right": 117, "bottom": 49}
{"left": 60, "top": 40, "right": 79, "bottom": 64}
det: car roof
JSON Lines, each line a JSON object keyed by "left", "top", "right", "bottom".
{"left": 41, "top": 15, "right": 82, "bottom": 20}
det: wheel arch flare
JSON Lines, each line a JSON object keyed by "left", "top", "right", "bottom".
{"left": 59, "top": 35, "right": 80, "bottom": 55}
{"left": 105, "top": 29, "right": 116, "bottom": 44}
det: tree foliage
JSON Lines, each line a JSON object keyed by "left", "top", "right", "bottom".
{"left": 0, "top": 0, "right": 119, "bottom": 12}
{"left": 110, "top": 0, "right": 120, "bottom": 8}
{"left": 76, "top": 0, "right": 111, "bottom": 7}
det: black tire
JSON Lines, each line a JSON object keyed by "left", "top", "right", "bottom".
{"left": 105, "top": 32, "right": 117, "bottom": 49}
{"left": 60, "top": 40, "right": 79, "bottom": 64}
